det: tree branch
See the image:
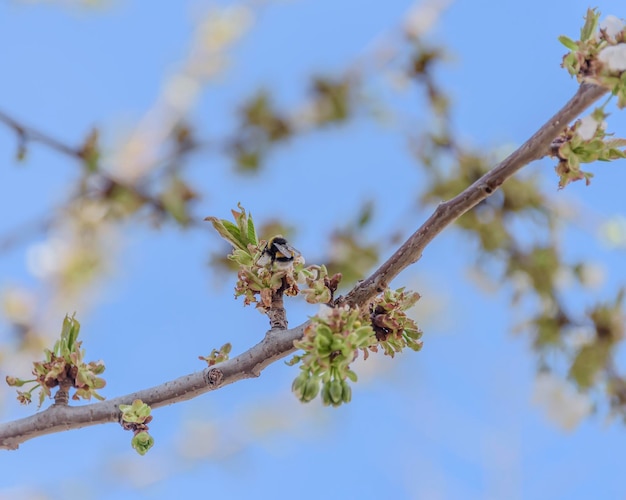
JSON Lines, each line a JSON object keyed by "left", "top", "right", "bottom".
{"left": 0, "top": 83, "right": 607, "bottom": 450}
{"left": 0, "top": 109, "right": 82, "bottom": 159}
{"left": 342, "top": 83, "right": 607, "bottom": 306}
{"left": 0, "top": 323, "right": 308, "bottom": 450}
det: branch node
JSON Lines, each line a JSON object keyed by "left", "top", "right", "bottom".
{"left": 54, "top": 383, "right": 71, "bottom": 406}
{"left": 267, "top": 287, "right": 288, "bottom": 329}
{"left": 206, "top": 368, "right": 224, "bottom": 387}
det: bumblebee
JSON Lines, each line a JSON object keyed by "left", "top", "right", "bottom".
{"left": 257, "top": 236, "right": 301, "bottom": 269}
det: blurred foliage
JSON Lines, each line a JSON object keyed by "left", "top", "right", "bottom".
{"left": 309, "top": 76, "right": 355, "bottom": 125}
{"left": 231, "top": 91, "right": 293, "bottom": 173}
{"left": 325, "top": 201, "right": 380, "bottom": 286}
{"left": 229, "top": 75, "right": 357, "bottom": 173}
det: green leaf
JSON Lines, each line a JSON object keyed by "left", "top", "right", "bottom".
{"left": 80, "top": 128, "right": 100, "bottom": 173}
{"left": 223, "top": 220, "right": 243, "bottom": 242}
{"left": 558, "top": 35, "right": 579, "bottom": 51}
{"left": 160, "top": 178, "right": 195, "bottom": 226}
{"left": 285, "top": 355, "right": 301, "bottom": 366}
{"left": 341, "top": 380, "right": 352, "bottom": 403}
{"left": 580, "top": 8, "right": 600, "bottom": 42}
{"left": 303, "top": 377, "right": 320, "bottom": 402}
{"left": 329, "top": 379, "right": 343, "bottom": 404}
{"left": 247, "top": 213, "right": 258, "bottom": 246}
{"left": 131, "top": 431, "right": 155, "bottom": 456}
{"left": 120, "top": 399, "right": 152, "bottom": 423}
{"left": 221, "top": 220, "right": 248, "bottom": 251}
{"left": 569, "top": 341, "right": 611, "bottom": 389}
{"left": 354, "top": 325, "right": 374, "bottom": 347}
{"left": 62, "top": 314, "right": 80, "bottom": 351}
{"left": 206, "top": 217, "right": 239, "bottom": 249}
{"left": 604, "top": 138, "right": 626, "bottom": 148}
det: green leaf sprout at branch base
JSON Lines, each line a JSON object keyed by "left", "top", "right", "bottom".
{"left": 119, "top": 399, "right": 155, "bottom": 456}
{"left": 199, "top": 343, "right": 232, "bottom": 366}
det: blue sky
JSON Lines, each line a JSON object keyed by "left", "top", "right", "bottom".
{"left": 1, "top": 1, "right": 626, "bottom": 499}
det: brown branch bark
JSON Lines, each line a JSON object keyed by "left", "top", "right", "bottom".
{"left": 0, "top": 83, "right": 608, "bottom": 450}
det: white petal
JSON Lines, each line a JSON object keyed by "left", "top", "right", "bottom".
{"left": 598, "top": 44, "right": 626, "bottom": 72}
{"left": 317, "top": 304, "right": 334, "bottom": 320}
{"left": 533, "top": 373, "right": 592, "bottom": 430}
{"left": 599, "top": 15, "right": 625, "bottom": 41}
{"left": 576, "top": 115, "right": 599, "bottom": 141}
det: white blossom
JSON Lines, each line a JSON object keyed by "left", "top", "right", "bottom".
{"left": 533, "top": 373, "right": 592, "bottom": 430}
{"left": 599, "top": 215, "right": 626, "bottom": 249}
{"left": 598, "top": 43, "right": 626, "bottom": 72}
{"left": 26, "top": 238, "right": 69, "bottom": 278}
{"left": 576, "top": 114, "right": 601, "bottom": 140}
{"left": 404, "top": 0, "right": 450, "bottom": 39}
{"left": 316, "top": 304, "right": 335, "bottom": 320}
{"left": 598, "top": 15, "right": 625, "bottom": 41}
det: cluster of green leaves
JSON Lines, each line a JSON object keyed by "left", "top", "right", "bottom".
{"left": 207, "top": 204, "right": 340, "bottom": 312}
{"left": 323, "top": 202, "right": 380, "bottom": 286}
{"left": 5, "top": 314, "right": 105, "bottom": 407}
{"left": 289, "top": 288, "right": 422, "bottom": 407}
{"left": 310, "top": 76, "right": 354, "bottom": 125}
{"left": 290, "top": 306, "right": 368, "bottom": 406}
{"left": 231, "top": 91, "right": 292, "bottom": 172}
{"left": 198, "top": 342, "right": 232, "bottom": 366}
{"left": 560, "top": 9, "right": 626, "bottom": 106}
{"left": 210, "top": 206, "right": 421, "bottom": 407}
{"left": 119, "top": 399, "right": 154, "bottom": 456}
{"left": 552, "top": 106, "right": 626, "bottom": 189}
{"left": 553, "top": 10, "right": 626, "bottom": 188}
{"left": 569, "top": 291, "right": 625, "bottom": 390}
{"left": 230, "top": 76, "right": 355, "bottom": 172}
{"left": 527, "top": 289, "right": 626, "bottom": 416}
{"left": 71, "top": 123, "right": 199, "bottom": 225}
{"left": 368, "top": 288, "right": 423, "bottom": 357}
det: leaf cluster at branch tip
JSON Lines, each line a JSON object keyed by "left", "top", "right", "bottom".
{"left": 560, "top": 9, "right": 626, "bottom": 107}
{"left": 5, "top": 314, "right": 106, "bottom": 407}
{"left": 206, "top": 204, "right": 341, "bottom": 312}
{"left": 555, "top": 10, "right": 626, "bottom": 188}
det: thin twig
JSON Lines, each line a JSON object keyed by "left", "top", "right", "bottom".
{"left": 0, "top": 83, "right": 607, "bottom": 450}
{"left": 0, "top": 111, "right": 204, "bottom": 252}
{"left": 0, "top": 109, "right": 82, "bottom": 159}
